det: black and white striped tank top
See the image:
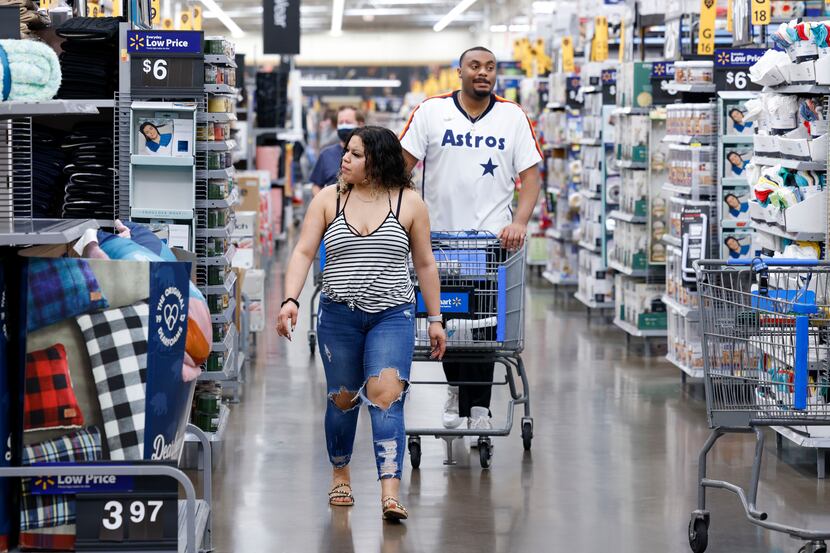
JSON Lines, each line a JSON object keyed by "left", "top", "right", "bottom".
{"left": 321, "top": 189, "right": 415, "bottom": 313}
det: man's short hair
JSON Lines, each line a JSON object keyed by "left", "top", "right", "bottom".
{"left": 459, "top": 46, "right": 495, "bottom": 66}
{"left": 338, "top": 105, "right": 366, "bottom": 125}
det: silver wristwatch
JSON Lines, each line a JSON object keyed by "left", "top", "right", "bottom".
{"left": 427, "top": 315, "right": 443, "bottom": 324}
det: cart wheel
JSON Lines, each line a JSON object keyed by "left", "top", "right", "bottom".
{"left": 308, "top": 334, "right": 317, "bottom": 356}
{"left": 688, "top": 515, "right": 709, "bottom": 553}
{"left": 522, "top": 421, "right": 533, "bottom": 451}
{"left": 408, "top": 438, "right": 421, "bottom": 469}
{"left": 798, "top": 545, "right": 827, "bottom": 553}
{"left": 479, "top": 440, "right": 492, "bottom": 469}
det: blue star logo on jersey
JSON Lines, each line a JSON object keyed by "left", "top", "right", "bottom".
{"left": 481, "top": 158, "right": 498, "bottom": 176}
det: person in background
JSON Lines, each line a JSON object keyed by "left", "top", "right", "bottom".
{"left": 318, "top": 107, "right": 339, "bottom": 149}
{"left": 277, "top": 126, "right": 446, "bottom": 521}
{"left": 399, "top": 46, "right": 542, "bottom": 440}
{"left": 311, "top": 106, "right": 366, "bottom": 196}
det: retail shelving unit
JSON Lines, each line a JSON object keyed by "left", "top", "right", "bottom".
{"left": 574, "top": 74, "right": 616, "bottom": 311}
{"left": 196, "top": 38, "right": 242, "bottom": 411}
{"left": 743, "top": 78, "right": 830, "bottom": 476}
{"left": 539, "top": 96, "right": 581, "bottom": 288}
{"left": 609, "top": 101, "right": 667, "bottom": 344}
{"left": 657, "top": 85, "right": 719, "bottom": 380}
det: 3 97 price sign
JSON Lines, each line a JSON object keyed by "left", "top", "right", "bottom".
{"left": 714, "top": 49, "right": 764, "bottom": 92}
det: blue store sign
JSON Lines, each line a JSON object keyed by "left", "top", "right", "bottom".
{"left": 144, "top": 262, "right": 192, "bottom": 462}
{"left": 715, "top": 49, "right": 764, "bottom": 68}
{"left": 127, "top": 30, "right": 202, "bottom": 54}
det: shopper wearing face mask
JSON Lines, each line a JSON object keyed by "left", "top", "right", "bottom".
{"left": 400, "top": 46, "right": 543, "bottom": 441}
{"left": 310, "top": 106, "right": 366, "bottom": 196}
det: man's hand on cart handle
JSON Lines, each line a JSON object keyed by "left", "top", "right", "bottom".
{"left": 429, "top": 322, "right": 447, "bottom": 360}
{"left": 499, "top": 222, "right": 527, "bottom": 251}
{"left": 276, "top": 302, "right": 299, "bottom": 341}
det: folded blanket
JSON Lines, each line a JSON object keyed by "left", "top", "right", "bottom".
{"left": 0, "top": 39, "right": 61, "bottom": 102}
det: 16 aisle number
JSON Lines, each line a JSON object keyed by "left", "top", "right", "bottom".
{"left": 102, "top": 499, "right": 164, "bottom": 530}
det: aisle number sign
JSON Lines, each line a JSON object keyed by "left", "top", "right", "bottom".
{"left": 619, "top": 20, "right": 625, "bottom": 62}
{"left": 192, "top": 6, "right": 203, "bottom": 30}
{"left": 151, "top": 0, "right": 160, "bottom": 25}
{"left": 698, "top": 0, "right": 717, "bottom": 55}
{"left": 179, "top": 10, "right": 192, "bottom": 30}
{"left": 562, "top": 36, "right": 575, "bottom": 73}
{"left": 593, "top": 16, "right": 609, "bottom": 61}
{"left": 727, "top": 0, "right": 733, "bottom": 32}
{"left": 752, "top": 0, "right": 770, "bottom": 25}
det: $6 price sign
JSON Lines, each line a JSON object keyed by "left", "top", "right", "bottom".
{"left": 142, "top": 59, "right": 168, "bottom": 81}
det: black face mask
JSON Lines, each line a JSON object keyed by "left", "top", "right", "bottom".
{"left": 338, "top": 125, "right": 357, "bottom": 143}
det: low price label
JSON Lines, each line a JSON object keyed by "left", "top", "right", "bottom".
{"left": 714, "top": 49, "right": 764, "bottom": 91}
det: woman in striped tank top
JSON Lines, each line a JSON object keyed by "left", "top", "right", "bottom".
{"left": 277, "top": 126, "right": 445, "bottom": 521}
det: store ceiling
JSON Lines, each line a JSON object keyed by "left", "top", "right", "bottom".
{"left": 202, "top": 0, "right": 534, "bottom": 36}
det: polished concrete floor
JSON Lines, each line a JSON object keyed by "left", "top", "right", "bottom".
{"left": 211, "top": 268, "right": 830, "bottom": 553}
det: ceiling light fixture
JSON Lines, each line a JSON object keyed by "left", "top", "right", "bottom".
{"left": 331, "top": 0, "right": 345, "bottom": 35}
{"left": 532, "top": 1, "right": 556, "bottom": 14}
{"left": 433, "top": 0, "right": 477, "bottom": 32}
{"left": 300, "top": 79, "right": 403, "bottom": 88}
{"left": 198, "top": 0, "right": 245, "bottom": 37}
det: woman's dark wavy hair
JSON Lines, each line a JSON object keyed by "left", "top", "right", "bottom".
{"left": 338, "top": 125, "right": 413, "bottom": 193}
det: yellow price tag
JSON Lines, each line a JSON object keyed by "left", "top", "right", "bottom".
{"left": 562, "top": 36, "right": 575, "bottom": 73}
{"left": 592, "top": 16, "right": 609, "bottom": 61}
{"left": 192, "top": 5, "right": 203, "bottom": 30}
{"left": 112, "top": 0, "right": 121, "bottom": 17}
{"left": 40, "top": 0, "right": 52, "bottom": 10}
{"left": 698, "top": 0, "right": 717, "bottom": 55}
{"left": 151, "top": 0, "right": 161, "bottom": 25}
{"left": 727, "top": 0, "right": 733, "bottom": 32}
{"left": 752, "top": 0, "right": 770, "bottom": 25}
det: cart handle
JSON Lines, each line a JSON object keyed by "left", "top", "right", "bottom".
{"left": 726, "top": 258, "right": 826, "bottom": 267}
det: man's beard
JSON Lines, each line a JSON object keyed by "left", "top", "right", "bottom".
{"left": 472, "top": 87, "right": 492, "bottom": 98}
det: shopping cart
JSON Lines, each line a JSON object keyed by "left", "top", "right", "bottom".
{"left": 407, "top": 231, "right": 532, "bottom": 469}
{"left": 307, "top": 243, "right": 326, "bottom": 356}
{"left": 691, "top": 258, "right": 830, "bottom": 553}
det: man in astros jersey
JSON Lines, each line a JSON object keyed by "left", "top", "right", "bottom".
{"left": 400, "top": 46, "right": 542, "bottom": 440}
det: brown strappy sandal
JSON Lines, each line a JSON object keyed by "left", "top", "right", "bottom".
{"left": 329, "top": 483, "right": 355, "bottom": 507}
{"left": 382, "top": 496, "right": 408, "bottom": 521}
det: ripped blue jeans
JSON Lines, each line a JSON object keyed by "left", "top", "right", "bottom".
{"left": 317, "top": 295, "right": 415, "bottom": 480}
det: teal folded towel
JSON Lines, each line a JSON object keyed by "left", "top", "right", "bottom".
{"left": 0, "top": 39, "right": 61, "bottom": 102}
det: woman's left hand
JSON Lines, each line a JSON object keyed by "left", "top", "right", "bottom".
{"left": 429, "top": 322, "right": 446, "bottom": 360}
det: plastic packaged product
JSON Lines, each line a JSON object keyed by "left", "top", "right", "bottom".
{"left": 676, "top": 61, "right": 714, "bottom": 84}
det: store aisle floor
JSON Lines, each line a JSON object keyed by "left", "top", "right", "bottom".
{"left": 211, "top": 265, "right": 830, "bottom": 553}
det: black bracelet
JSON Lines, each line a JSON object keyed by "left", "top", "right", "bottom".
{"left": 281, "top": 298, "right": 300, "bottom": 309}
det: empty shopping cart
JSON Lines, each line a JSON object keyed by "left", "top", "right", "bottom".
{"left": 308, "top": 242, "right": 325, "bottom": 356}
{"left": 690, "top": 258, "right": 830, "bottom": 553}
{"left": 407, "top": 231, "right": 532, "bottom": 469}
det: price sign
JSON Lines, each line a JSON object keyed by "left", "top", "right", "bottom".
{"left": 150, "top": 0, "right": 160, "bottom": 24}
{"left": 752, "top": 0, "right": 770, "bottom": 25}
{"left": 75, "top": 469, "right": 178, "bottom": 551}
{"left": 651, "top": 61, "right": 679, "bottom": 105}
{"left": 714, "top": 49, "right": 763, "bottom": 91}
{"left": 698, "top": 0, "right": 717, "bottom": 55}
{"left": 128, "top": 31, "right": 204, "bottom": 95}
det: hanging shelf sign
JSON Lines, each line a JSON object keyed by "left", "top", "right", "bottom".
{"left": 127, "top": 31, "right": 204, "bottom": 96}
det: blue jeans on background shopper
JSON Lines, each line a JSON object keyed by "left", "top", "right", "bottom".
{"left": 317, "top": 296, "right": 415, "bottom": 480}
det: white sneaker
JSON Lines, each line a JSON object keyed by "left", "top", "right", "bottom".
{"left": 442, "top": 386, "right": 463, "bottom": 429}
{"left": 467, "top": 406, "right": 493, "bottom": 448}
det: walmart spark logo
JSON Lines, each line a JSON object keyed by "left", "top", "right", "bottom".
{"left": 653, "top": 63, "right": 666, "bottom": 76}
{"left": 34, "top": 477, "right": 55, "bottom": 491}
{"left": 129, "top": 35, "right": 146, "bottom": 50}
{"left": 717, "top": 51, "right": 730, "bottom": 66}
